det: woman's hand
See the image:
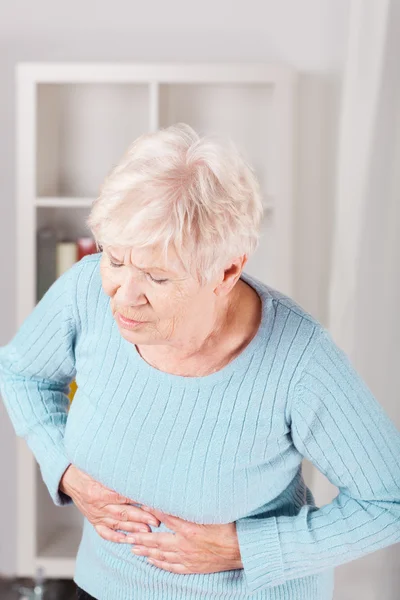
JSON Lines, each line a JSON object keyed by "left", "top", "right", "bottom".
{"left": 59, "top": 464, "right": 161, "bottom": 543}
{"left": 126, "top": 505, "right": 243, "bottom": 574}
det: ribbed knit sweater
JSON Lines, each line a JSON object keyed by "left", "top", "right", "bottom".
{"left": 1, "top": 252, "right": 399, "bottom": 600}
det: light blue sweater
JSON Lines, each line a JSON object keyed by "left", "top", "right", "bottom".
{"left": 1, "top": 253, "right": 399, "bottom": 600}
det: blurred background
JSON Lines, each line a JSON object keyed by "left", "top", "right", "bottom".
{"left": 0, "top": 1, "right": 399, "bottom": 598}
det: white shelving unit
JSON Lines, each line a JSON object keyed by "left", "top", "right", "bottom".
{"left": 15, "top": 62, "right": 297, "bottom": 578}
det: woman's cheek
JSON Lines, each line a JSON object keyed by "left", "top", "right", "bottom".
{"left": 100, "top": 267, "right": 119, "bottom": 298}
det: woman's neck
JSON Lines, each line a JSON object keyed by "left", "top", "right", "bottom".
{"left": 135, "top": 279, "right": 261, "bottom": 377}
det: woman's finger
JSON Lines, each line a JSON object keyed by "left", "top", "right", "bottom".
{"left": 94, "top": 485, "right": 133, "bottom": 506}
{"left": 100, "top": 516, "right": 152, "bottom": 534}
{"left": 131, "top": 546, "right": 181, "bottom": 564}
{"left": 94, "top": 523, "right": 133, "bottom": 544}
{"left": 106, "top": 504, "right": 160, "bottom": 527}
{"left": 92, "top": 485, "right": 161, "bottom": 526}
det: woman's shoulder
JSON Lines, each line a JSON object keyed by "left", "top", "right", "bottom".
{"left": 69, "top": 252, "right": 102, "bottom": 287}
{"left": 67, "top": 252, "right": 105, "bottom": 318}
{"left": 241, "top": 270, "right": 323, "bottom": 330}
{"left": 73, "top": 251, "right": 102, "bottom": 270}
{"left": 241, "top": 271, "right": 326, "bottom": 374}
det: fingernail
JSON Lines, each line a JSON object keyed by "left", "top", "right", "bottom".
{"left": 149, "top": 519, "right": 159, "bottom": 527}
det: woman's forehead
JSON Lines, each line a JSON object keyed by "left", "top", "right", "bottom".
{"left": 105, "top": 244, "right": 184, "bottom": 275}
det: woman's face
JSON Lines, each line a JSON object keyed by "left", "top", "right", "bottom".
{"left": 100, "top": 243, "right": 222, "bottom": 349}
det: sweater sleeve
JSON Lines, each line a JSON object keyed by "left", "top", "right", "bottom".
{"left": 235, "top": 327, "right": 400, "bottom": 592}
{"left": 0, "top": 261, "right": 83, "bottom": 507}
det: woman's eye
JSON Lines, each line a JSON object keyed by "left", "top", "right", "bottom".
{"left": 108, "top": 260, "right": 166, "bottom": 283}
{"left": 147, "top": 273, "right": 168, "bottom": 284}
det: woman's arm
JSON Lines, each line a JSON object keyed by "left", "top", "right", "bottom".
{"left": 0, "top": 260, "right": 85, "bottom": 506}
{"left": 235, "top": 328, "right": 400, "bottom": 592}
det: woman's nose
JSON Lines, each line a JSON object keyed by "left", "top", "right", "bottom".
{"left": 121, "top": 273, "right": 151, "bottom": 306}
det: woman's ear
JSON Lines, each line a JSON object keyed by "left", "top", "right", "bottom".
{"left": 213, "top": 255, "right": 248, "bottom": 296}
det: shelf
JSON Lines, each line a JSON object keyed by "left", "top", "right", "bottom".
{"left": 17, "top": 61, "right": 296, "bottom": 580}
{"left": 18, "top": 62, "right": 296, "bottom": 84}
{"left": 36, "top": 197, "right": 95, "bottom": 208}
{"left": 35, "top": 196, "right": 274, "bottom": 211}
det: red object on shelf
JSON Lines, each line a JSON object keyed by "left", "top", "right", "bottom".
{"left": 77, "top": 237, "right": 97, "bottom": 260}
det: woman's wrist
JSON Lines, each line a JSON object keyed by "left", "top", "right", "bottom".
{"left": 59, "top": 463, "right": 74, "bottom": 495}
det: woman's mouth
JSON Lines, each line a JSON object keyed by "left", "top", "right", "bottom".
{"left": 117, "top": 312, "right": 147, "bottom": 328}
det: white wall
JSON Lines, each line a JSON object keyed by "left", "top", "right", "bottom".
{"left": 0, "top": 0, "right": 350, "bottom": 575}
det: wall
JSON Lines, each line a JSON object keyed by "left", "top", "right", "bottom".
{"left": 0, "top": 0, "right": 350, "bottom": 574}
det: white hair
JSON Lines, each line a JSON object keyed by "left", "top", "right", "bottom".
{"left": 86, "top": 123, "right": 264, "bottom": 286}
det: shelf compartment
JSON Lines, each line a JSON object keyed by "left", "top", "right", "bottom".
{"left": 36, "top": 525, "right": 82, "bottom": 578}
{"left": 159, "top": 83, "right": 274, "bottom": 198}
{"left": 36, "top": 83, "right": 150, "bottom": 198}
{"left": 35, "top": 464, "right": 83, "bottom": 578}
{"left": 37, "top": 205, "right": 92, "bottom": 240}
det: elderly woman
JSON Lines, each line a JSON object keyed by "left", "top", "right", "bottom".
{"left": 1, "top": 124, "right": 399, "bottom": 600}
